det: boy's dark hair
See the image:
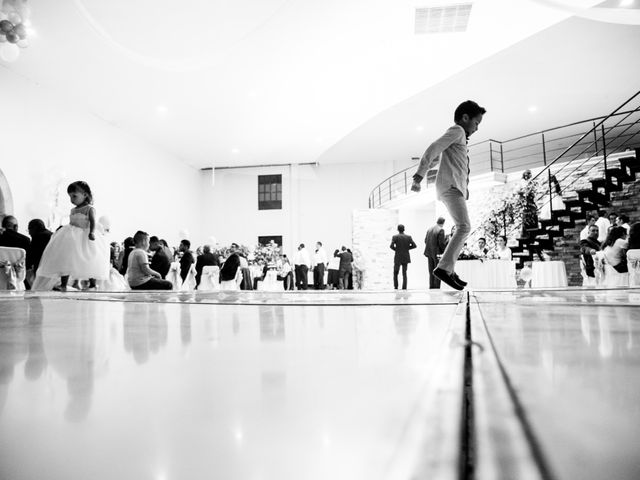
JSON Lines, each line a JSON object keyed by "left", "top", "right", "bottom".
{"left": 478, "top": 237, "right": 486, "bottom": 242}
{"left": 67, "top": 181, "right": 93, "bottom": 204}
{"left": 149, "top": 236, "right": 159, "bottom": 243}
{"left": 397, "top": 224, "right": 405, "bottom": 233}
{"left": 181, "top": 239, "right": 191, "bottom": 249}
{"left": 454, "top": 100, "right": 486, "bottom": 122}
{"left": 619, "top": 214, "right": 629, "bottom": 223}
{"left": 133, "top": 230, "right": 148, "bottom": 244}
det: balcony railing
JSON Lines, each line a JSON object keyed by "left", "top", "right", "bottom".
{"left": 368, "top": 107, "right": 640, "bottom": 209}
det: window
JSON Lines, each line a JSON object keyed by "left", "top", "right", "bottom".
{"left": 258, "top": 235, "right": 282, "bottom": 247}
{"left": 258, "top": 174, "right": 282, "bottom": 210}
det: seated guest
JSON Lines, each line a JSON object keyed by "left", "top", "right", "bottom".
{"left": 149, "top": 236, "right": 171, "bottom": 279}
{"left": 627, "top": 223, "right": 640, "bottom": 287}
{"left": 580, "top": 215, "right": 596, "bottom": 241}
{"left": 0, "top": 215, "right": 30, "bottom": 251}
{"left": 475, "top": 237, "right": 489, "bottom": 258}
{"left": 580, "top": 224, "right": 600, "bottom": 285}
{"left": 602, "top": 226, "right": 628, "bottom": 273}
{"left": 220, "top": 251, "right": 242, "bottom": 290}
{"left": 494, "top": 235, "right": 512, "bottom": 261}
{"left": 127, "top": 231, "right": 172, "bottom": 290}
{"left": 118, "top": 237, "right": 135, "bottom": 276}
{"left": 277, "top": 255, "right": 294, "bottom": 290}
{"left": 195, "top": 244, "right": 220, "bottom": 288}
{"left": 252, "top": 261, "right": 269, "bottom": 290}
{"left": 160, "top": 239, "right": 174, "bottom": 261}
{"left": 617, "top": 214, "right": 630, "bottom": 234}
{"left": 178, "top": 239, "right": 195, "bottom": 283}
{"left": 27, "top": 219, "right": 52, "bottom": 274}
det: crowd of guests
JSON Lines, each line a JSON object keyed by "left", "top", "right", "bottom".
{"left": 579, "top": 210, "right": 640, "bottom": 286}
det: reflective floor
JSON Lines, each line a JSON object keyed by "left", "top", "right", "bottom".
{"left": 0, "top": 288, "right": 639, "bottom": 480}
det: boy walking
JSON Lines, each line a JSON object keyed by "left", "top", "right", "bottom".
{"left": 411, "top": 100, "right": 486, "bottom": 290}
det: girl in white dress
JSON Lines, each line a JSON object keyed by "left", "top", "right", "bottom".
{"left": 36, "top": 181, "right": 110, "bottom": 291}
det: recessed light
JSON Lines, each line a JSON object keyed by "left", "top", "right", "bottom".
{"left": 156, "top": 105, "right": 168, "bottom": 115}
{"left": 620, "top": 0, "right": 633, "bottom": 6}
{"left": 231, "top": 148, "right": 240, "bottom": 154}
{"left": 528, "top": 106, "right": 538, "bottom": 113}
{"left": 416, "top": 126, "right": 424, "bottom": 132}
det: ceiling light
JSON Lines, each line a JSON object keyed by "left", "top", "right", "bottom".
{"left": 156, "top": 105, "right": 168, "bottom": 115}
{"left": 528, "top": 106, "right": 538, "bottom": 113}
{"left": 620, "top": 0, "right": 633, "bottom": 6}
{"left": 231, "top": 148, "right": 240, "bottom": 154}
{"left": 416, "top": 126, "right": 424, "bottom": 132}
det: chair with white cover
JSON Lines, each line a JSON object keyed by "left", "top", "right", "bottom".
{"left": 0, "top": 247, "right": 27, "bottom": 290}
{"left": 580, "top": 255, "right": 598, "bottom": 287}
{"left": 165, "top": 261, "right": 181, "bottom": 290}
{"left": 257, "top": 269, "right": 284, "bottom": 291}
{"left": 597, "top": 251, "right": 629, "bottom": 287}
{"left": 180, "top": 264, "right": 197, "bottom": 291}
{"left": 198, "top": 265, "right": 220, "bottom": 291}
{"left": 220, "top": 267, "right": 242, "bottom": 291}
{"left": 627, "top": 249, "right": 640, "bottom": 287}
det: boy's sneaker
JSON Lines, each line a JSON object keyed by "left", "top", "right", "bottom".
{"left": 433, "top": 268, "right": 464, "bottom": 291}
{"left": 451, "top": 272, "right": 467, "bottom": 287}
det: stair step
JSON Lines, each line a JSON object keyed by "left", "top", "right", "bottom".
{"left": 576, "top": 188, "right": 608, "bottom": 206}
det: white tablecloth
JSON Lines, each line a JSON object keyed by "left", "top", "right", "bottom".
{"left": 442, "top": 260, "right": 517, "bottom": 290}
{"left": 257, "top": 270, "right": 284, "bottom": 291}
{"left": 531, "top": 261, "right": 568, "bottom": 288}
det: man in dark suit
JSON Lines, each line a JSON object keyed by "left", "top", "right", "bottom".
{"left": 178, "top": 239, "right": 195, "bottom": 283}
{"left": 0, "top": 215, "right": 31, "bottom": 251}
{"left": 424, "top": 217, "right": 447, "bottom": 289}
{"left": 389, "top": 224, "right": 417, "bottom": 290}
{"left": 195, "top": 244, "right": 220, "bottom": 288}
{"left": 337, "top": 246, "right": 353, "bottom": 290}
{"left": 149, "top": 236, "right": 171, "bottom": 279}
{"left": 27, "top": 218, "right": 52, "bottom": 274}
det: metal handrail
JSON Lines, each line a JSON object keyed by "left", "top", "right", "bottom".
{"left": 369, "top": 100, "right": 640, "bottom": 209}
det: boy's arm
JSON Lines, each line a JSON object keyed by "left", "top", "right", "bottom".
{"left": 411, "top": 127, "right": 463, "bottom": 191}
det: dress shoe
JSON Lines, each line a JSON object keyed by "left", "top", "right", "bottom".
{"left": 433, "top": 268, "right": 464, "bottom": 291}
{"left": 452, "top": 271, "right": 467, "bottom": 287}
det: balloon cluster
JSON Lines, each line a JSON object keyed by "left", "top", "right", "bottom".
{"left": 0, "top": 0, "right": 30, "bottom": 62}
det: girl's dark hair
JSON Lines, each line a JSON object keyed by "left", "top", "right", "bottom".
{"left": 67, "top": 181, "right": 93, "bottom": 204}
{"left": 498, "top": 235, "right": 507, "bottom": 243}
{"left": 602, "top": 226, "right": 627, "bottom": 248}
{"left": 119, "top": 237, "right": 135, "bottom": 275}
{"left": 628, "top": 223, "right": 640, "bottom": 250}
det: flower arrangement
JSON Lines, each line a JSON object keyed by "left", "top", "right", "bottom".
{"left": 250, "top": 242, "right": 281, "bottom": 266}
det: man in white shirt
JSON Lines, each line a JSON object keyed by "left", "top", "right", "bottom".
{"left": 293, "top": 243, "right": 311, "bottom": 290}
{"left": 312, "top": 241, "right": 328, "bottom": 290}
{"left": 617, "top": 214, "right": 630, "bottom": 234}
{"left": 595, "top": 210, "right": 610, "bottom": 243}
{"left": 580, "top": 215, "right": 597, "bottom": 241}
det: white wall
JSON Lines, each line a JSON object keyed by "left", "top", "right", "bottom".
{"left": 200, "top": 161, "right": 393, "bottom": 258}
{"left": 0, "top": 70, "right": 203, "bottom": 248}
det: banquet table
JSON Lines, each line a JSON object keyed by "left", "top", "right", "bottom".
{"left": 531, "top": 260, "right": 568, "bottom": 288}
{"left": 442, "top": 259, "right": 517, "bottom": 290}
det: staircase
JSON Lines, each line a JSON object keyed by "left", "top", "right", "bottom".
{"left": 508, "top": 89, "right": 640, "bottom": 270}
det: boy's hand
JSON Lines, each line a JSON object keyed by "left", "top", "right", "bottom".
{"left": 411, "top": 181, "right": 421, "bottom": 192}
{"left": 88, "top": 232, "right": 95, "bottom": 241}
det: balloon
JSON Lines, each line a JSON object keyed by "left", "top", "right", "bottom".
{"left": 178, "top": 229, "right": 190, "bottom": 240}
{"left": 0, "top": 42, "right": 19, "bottom": 62}
{"left": 0, "top": 20, "right": 13, "bottom": 33}
{"left": 7, "top": 12, "right": 21, "bottom": 25}
{"left": 16, "top": 38, "right": 27, "bottom": 48}
{"left": 0, "top": 35, "right": 6, "bottom": 43}
{"left": 14, "top": 23, "right": 26, "bottom": 39}
{"left": 6, "top": 31, "right": 18, "bottom": 43}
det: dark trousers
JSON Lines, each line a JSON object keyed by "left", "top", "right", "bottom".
{"left": 339, "top": 269, "right": 352, "bottom": 290}
{"left": 427, "top": 255, "right": 440, "bottom": 289}
{"left": 393, "top": 262, "right": 408, "bottom": 290}
{"left": 295, "top": 265, "right": 309, "bottom": 290}
{"left": 131, "top": 278, "right": 173, "bottom": 290}
{"left": 313, "top": 264, "right": 325, "bottom": 289}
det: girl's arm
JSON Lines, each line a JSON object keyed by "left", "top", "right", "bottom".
{"left": 88, "top": 206, "right": 96, "bottom": 240}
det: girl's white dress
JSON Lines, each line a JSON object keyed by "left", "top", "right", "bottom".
{"left": 36, "top": 205, "right": 110, "bottom": 280}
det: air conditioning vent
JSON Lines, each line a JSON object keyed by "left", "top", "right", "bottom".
{"left": 415, "top": 3, "right": 473, "bottom": 34}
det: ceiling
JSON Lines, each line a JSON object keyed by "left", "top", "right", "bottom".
{"left": 2, "top": 0, "right": 639, "bottom": 169}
